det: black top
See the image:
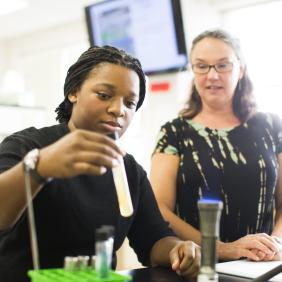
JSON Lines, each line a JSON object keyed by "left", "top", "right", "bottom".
{"left": 153, "top": 112, "right": 282, "bottom": 242}
{"left": 0, "top": 123, "right": 174, "bottom": 282}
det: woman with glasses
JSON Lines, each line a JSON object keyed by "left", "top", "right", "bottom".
{"left": 150, "top": 29, "right": 282, "bottom": 261}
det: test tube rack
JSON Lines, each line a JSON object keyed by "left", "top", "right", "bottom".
{"left": 28, "top": 268, "right": 131, "bottom": 282}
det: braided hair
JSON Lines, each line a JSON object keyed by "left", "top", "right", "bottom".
{"left": 55, "top": 45, "right": 146, "bottom": 123}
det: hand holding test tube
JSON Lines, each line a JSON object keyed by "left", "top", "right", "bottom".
{"left": 109, "top": 132, "right": 133, "bottom": 217}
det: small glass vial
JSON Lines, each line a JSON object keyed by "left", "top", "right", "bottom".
{"left": 109, "top": 132, "right": 133, "bottom": 217}
{"left": 64, "top": 256, "right": 78, "bottom": 271}
{"left": 95, "top": 226, "right": 114, "bottom": 278}
{"left": 91, "top": 255, "right": 96, "bottom": 269}
{"left": 77, "top": 255, "right": 90, "bottom": 270}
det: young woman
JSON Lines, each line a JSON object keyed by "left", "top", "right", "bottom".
{"left": 151, "top": 29, "right": 282, "bottom": 262}
{"left": 0, "top": 46, "right": 200, "bottom": 282}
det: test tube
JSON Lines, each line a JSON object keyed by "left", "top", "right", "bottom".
{"left": 91, "top": 255, "right": 96, "bottom": 269}
{"left": 77, "top": 255, "right": 90, "bottom": 270}
{"left": 109, "top": 132, "right": 133, "bottom": 217}
{"left": 95, "top": 226, "right": 114, "bottom": 278}
{"left": 64, "top": 256, "right": 78, "bottom": 271}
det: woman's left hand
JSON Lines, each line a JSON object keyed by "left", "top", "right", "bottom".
{"left": 250, "top": 236, "right": 282, "bottom": 261}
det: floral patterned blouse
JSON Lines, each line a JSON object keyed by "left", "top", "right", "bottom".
{"left": 153, "top": 112, "right": 282, "bottom": 242}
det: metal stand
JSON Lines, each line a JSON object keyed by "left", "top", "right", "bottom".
{"left": 24, "top": 168, "right": 40, "bottom": 270}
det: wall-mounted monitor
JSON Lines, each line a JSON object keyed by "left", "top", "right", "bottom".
{"left": 85, "top": 0, "right": 188, "bottom": 75}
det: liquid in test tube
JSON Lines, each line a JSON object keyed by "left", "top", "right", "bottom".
{"left": 109, "top": 132, "right": 133, "bottom": 217}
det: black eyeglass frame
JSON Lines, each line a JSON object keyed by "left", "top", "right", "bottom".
{"left": 191, "top": 61, "right": 236, "bottom": 74}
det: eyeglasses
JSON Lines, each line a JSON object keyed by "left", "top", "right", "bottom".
{"left": 192, "top": 61, "right": 234, "bottom": 74}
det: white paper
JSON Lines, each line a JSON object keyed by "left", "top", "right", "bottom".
{"left": 216, "top": 260, "right": 282, "bottom": 281}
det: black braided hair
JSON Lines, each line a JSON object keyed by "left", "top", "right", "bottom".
{"left": 55, "top": 45, "right": 146, "bottom": 123}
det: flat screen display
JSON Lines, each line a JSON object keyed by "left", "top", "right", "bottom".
{"left": 85, "top": 0, "right": 188, "bottom": 75}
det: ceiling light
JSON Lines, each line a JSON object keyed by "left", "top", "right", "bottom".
{"left": 0, "top": 0, "right": 29, "bottom": 16}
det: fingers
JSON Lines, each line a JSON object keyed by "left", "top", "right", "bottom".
{"left": 258, "top": 250, "right": 276, "bottom": 261}
{"left": 216, "top": 234, "right": 282, "bottom": 262}
{"left": 248, "top": 248, "right": 276, "bottom": 261}
{"left": 219, "top": 234, "right": 280, "bottom": 261}
{"left": 247, "top": 239, "right": 275, "bottom": 255}
{"left": 256, "top": 234, "right": 280, "bottom": 253}
{"left": 240, "top": 234, "right": 278, "bottom": 253}
{"left": 81, "top": 130, "right": 123, "bottom": 156}
{"left": 231, "top": 234, "right": 280, "bottom": 261}
{"left": 238, "top": 248, "right": 260, "bottom": 261}
{"left": 69, "top": 131, "right": 122, "bottom": 157}
{"left": 71, "top": 161, "right": 108, "bottom": 175}
{"left": 68, "top": 134, "right": 124, "bottom": 175}
{"left": 71, "top": 151, "right": 119, "bottom": 169}
{"left": 170, "top": 241, "right": 200, "bottom": 278}
{"left": 254, "top": 236, "right": 282, "bottom": 261}
{"left": 179, "top": 245, "right": 201, "bottom": 277}
{"left": 39, "top": 130, "right": 124, "bottom": 178}
{"left": 170, "top": 245, "right": 181, "bottom": 271}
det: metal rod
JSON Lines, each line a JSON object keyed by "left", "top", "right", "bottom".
{"left": 24, "top": 169, "right": 40, "bottom": 270}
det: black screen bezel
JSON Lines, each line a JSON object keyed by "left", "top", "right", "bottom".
{"left": 85, "top": 0, "right": 188, "bottom": 75}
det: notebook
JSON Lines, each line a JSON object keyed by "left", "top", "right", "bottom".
{"left": 216, "top": 260, "right": 282, "bottom": 281}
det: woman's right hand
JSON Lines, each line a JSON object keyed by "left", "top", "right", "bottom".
{"left": 37, "top": 129, "right": 123, "bottom": 179}
{"left": 217, "top": 233, "right": 279, "bottom": 261}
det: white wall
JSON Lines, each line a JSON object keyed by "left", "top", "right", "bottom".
{"left": 0, "top": 41, "right": 8, "bottom": 78}
{"left": 3, "top": 20, "right": 88, "bottom": 125}
{"left": 221, "top": 1, "right": 282, "bottom": 118}
{"left": 181, "top": 0, "right": 221, "bottom": 45}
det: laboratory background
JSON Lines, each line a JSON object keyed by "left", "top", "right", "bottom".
{"left": 0, "top": 0, "right": 281, "bottom": 270}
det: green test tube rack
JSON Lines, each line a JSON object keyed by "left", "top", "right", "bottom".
{"left": 28, "top": 268, "right": 131, "bottom": 282}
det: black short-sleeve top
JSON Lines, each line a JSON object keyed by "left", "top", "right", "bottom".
{"left": 153, "top": 112, "right": 282, "bottom": 242}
